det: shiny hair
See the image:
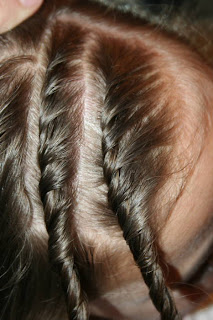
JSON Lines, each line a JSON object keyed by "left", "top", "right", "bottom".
{"left": 0, "top": 0, "right": 211, "bottom": 319}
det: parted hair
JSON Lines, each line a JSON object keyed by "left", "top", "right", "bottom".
{"left": 0, "top": 0, "right": 211, "bottom": 319}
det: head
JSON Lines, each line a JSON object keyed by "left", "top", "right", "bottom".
{"left": 0, "top": 1, "right": 213, "bottom": 319}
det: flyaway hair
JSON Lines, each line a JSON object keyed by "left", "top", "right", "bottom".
{"left": 0, "top": 0, "right": 212, "bottom": 319}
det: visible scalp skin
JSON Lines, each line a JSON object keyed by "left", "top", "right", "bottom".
{"left": 0, "top": 1, "right": 213, "bottom": 320}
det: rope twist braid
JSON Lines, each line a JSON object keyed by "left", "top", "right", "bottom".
{"left": 38, "top": 27, "right": 89, "bottom": 319}
{"left": 100, "top": 41, "right": 182, "bottom": 320}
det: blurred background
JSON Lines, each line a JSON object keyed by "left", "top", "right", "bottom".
{"left": 144, "top": 0, "right": 213, "bottom": 18}
{"left": 92, "top": 0, "right": 213, "bottom": 20}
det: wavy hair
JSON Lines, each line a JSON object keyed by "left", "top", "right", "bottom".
{"left": 0, "top": 0, "right": 211, "bottom": 319}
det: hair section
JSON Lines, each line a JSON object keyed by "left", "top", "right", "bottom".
{"left": 0, "top": 0, "right": 211, "bottom": 320}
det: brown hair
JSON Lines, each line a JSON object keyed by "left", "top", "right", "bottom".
{"left": 0, "top": 0, "right": 212, "bottom": 319}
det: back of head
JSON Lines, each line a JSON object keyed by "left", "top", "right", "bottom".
{"left": 0, "top": 1, "right": 213, "bottom": 319}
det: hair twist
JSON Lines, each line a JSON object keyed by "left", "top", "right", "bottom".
{"left": 100, "top": 39, "right": 182, "bottom": 319}
{"left": 38, "top": 23, "right": 89, "bottom": 320}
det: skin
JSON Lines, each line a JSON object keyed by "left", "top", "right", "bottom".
{"left": 0, "top": 0, "right": 43, "bottom": 33}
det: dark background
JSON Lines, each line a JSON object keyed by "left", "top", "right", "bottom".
{"left": 92, "top": 0, "right": 213, "bottom": 20}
